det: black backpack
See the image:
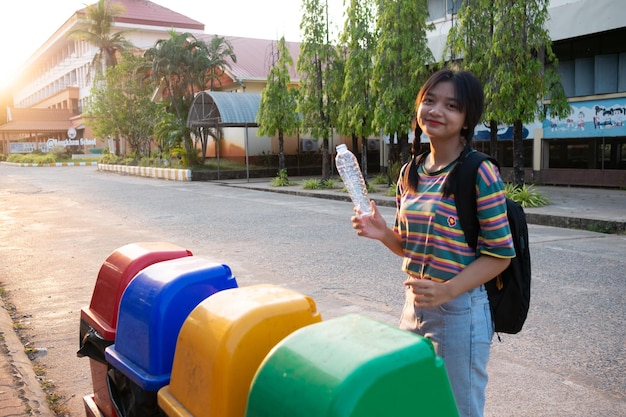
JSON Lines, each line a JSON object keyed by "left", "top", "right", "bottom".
{"left": 454, "top": 150, "right": 531, "bottom": 334}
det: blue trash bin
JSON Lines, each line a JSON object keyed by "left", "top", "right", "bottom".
{"left": 104, "top": 256, "right": 238, "bottom": 417}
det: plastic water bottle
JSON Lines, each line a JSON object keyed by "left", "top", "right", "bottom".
{"left": 335, "top": 144, "right": 372, "bottom": 216}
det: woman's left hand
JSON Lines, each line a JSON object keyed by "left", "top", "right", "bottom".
{"left": 403, "top": 278, "right": 453, "bottom": 309}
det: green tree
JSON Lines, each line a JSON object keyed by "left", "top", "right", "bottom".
{"left": 67, "top": 0, "right": 134, "bottom": 74}
{"left": 144, "top": 31, "right": 238, "bottom": 166}
{"left": 297, "top": 0, "right": 341, "bottom": 180}
{"left": 449, "top": 0, "right": 569, "bottom": 187}
{"left": 145, "top": 32, "right": 213, "bottom": 166}
{"left": 257, "top": 37, "right": 300, "bottom": 172}
{"left": 203, "top": 35, "right": 237, "bottom": 91}
{"left": 337, "top": 0, "right": 377, "bottom": 179}
{"left": 446, "top": 0, "right": 501, "bottom": 158}
{"left": 86, "top": 52, "right": 158, "bottom": 156}
{"left": 371, "top": 0, "right": 434, "bottom": 165}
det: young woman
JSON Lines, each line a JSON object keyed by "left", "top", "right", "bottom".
{"left": 352, "top": 68, "right": 515, "bottom": 417}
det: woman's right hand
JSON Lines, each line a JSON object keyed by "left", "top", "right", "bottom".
{"left": 351, "top": 201, "right": 388, "bottom": 240}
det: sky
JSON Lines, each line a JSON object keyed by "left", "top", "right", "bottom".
{"left": 0, "top": 0, "right": 345, "bottom": 92}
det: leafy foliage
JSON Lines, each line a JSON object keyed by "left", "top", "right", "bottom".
{"left": 505, "top": 183, "right": 549, "bottom": 208}
{"left": 143, "top": 32, "right": 236, "bottom": 166}
{"left": 297, "top": 0, "right": 342, "bottom": 179}
{"left": 447, "top": 0, "right": 569, "bottom": 187}
{"left": 371, "top": 0, "right": 434, "bottom": 164}
{"left": 86, "top": 52, "right": 158, "bottom": 157}
{"left": 337, "top": 0, "right": 378, "bottom": 177}
{"left": 257, "top": 37, "right": 300, "bottom": 172}
{"left": 66, "top": 0, "right": 134, "bottom": 74}
{"left": 270, "top": 169, "right": 295, "bottom": 187}
{"left": 301, "top": 178, "right": 338, "bottom": 190}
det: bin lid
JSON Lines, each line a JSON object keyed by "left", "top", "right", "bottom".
{"left": 105, "top": 256, "right": 237, "bottom": 391}
{"left": 81, "top": 242, "right": 192, "bottom": 340}
{"left": 246, "top": 314, "right": 459, "bottom": 417}
{"left": 159, "top": 284, "right": 322, "bottom": 417}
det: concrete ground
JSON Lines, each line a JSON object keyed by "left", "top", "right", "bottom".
{"left": 0, "top": 173, "right": 623, "bottom": 417}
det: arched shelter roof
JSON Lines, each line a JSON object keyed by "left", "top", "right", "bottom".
{"left": 187, "top": 91, "right": 261, "bottom": 128}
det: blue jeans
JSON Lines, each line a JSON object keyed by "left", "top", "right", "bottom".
{"left": 399, "top": 284, "right": 493, "bottom": 417}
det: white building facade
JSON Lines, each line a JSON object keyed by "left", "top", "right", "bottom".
{"left": 425, "top": 0, "right": 626, "bottom": 187}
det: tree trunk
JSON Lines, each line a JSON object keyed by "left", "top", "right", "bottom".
{"left": 359, "top": 135, "right": 368, "bottom": 182}
{"left": 399, "top": 131, "right": 410, "bottom": 164}
{"left": 322, "top": 137, "right": 330, "bottom": 180}
{"left": 489, "top": 119, "right": 499, "bottom": 161}
{"left": 513, "top": 119, "right": 525, "bottom": 187}
{"left": 278, "top": 130, "right": 285, "bottom": 171}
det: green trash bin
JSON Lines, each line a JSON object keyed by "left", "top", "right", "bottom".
{"left": 246, "top": 314, "right": 459, "bottom": 417}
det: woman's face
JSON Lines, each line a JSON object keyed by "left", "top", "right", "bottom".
{"left": 417, "top": 80, "right": 466, "bottom": 142}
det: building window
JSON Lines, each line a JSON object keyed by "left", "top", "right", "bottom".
{"left": 553, "top": 27, "right": 626, "bottom": 98}
{"left": 428, "top": 0, "right": 463, "bottom": 21}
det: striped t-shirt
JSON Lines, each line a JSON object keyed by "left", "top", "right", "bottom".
{"left": 394, "top": 157, "right": 515, "bottom": 282}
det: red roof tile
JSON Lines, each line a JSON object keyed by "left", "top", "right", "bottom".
{"left": 87, "top": 0, "right": 205, "bottom": 31}
{"left": 198, "top": 35, "right": 301, "bottom": 82}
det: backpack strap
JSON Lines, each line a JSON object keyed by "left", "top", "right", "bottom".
{"left": 455, "top": 150, "right": 499, "bottom": 250}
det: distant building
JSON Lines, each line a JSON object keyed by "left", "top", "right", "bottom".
{"left": 426, "top": 0, "right": 625, "bottom": 187}
{"left": 0, "top": 0, "right": 300, "bottom": 160}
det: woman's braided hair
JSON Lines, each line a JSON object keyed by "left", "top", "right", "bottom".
{"left": 404, "top": 68, "right": 485, "bottom": 195}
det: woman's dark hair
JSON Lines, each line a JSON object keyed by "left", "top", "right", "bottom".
{"left": 405, "top": 68, "right": 485, "bottom": 194}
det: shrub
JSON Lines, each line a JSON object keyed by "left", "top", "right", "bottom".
{"left": 7, "top": 154, "right": 24, "bottom": 163}
{"left": 302, "top": 178, "right": 337, "bottom": 190}
{"left": 99, "top": 153, "right": 120, "bottom": 164}
{"left": 372, "top": 173, "right": 388, "bottom": 184}
{"left": 49, "top": 145, "right": 68, "bottom": 160}
{"left": 37, "top": 154, "right": 56, "bottom": 164}
{"left": 505, "top": 183, "right": 549, "bottom": 208}
{"left": 270, "top": 169, "right": 294, "bottom": 187}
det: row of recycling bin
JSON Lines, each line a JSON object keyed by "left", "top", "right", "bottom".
{"left": 78, "top": 242, "right": 459, "bottom": 417}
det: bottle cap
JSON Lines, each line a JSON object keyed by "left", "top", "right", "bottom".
{"left": 336, "top": 144, "right": 347, "bottom": 152}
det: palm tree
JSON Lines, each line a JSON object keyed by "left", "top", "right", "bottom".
{"left": 67, "top": 0, "right": 135, "bottom": 74}
{"left": 204, "top": 35, "right": 237, "bottom": 91}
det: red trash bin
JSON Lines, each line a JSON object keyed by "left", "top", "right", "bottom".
{"left": 78, "top": 242, "right": 192, "bottom": 417}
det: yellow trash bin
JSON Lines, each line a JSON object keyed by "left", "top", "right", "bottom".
{"left": 158, "top": 284, "right": 322, "bottom": 417}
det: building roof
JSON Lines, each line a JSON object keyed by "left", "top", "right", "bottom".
{"left": 187, "top": 91, "right": 261, "bottom": 128}
{"left": 0, "top": 108, "right": 73, "bottom": 133}
{"left": 103, "top": 0, "right": 205, "bottom": 31}
{"left": 199, "top": 35, "right": 301, "bottom": 83}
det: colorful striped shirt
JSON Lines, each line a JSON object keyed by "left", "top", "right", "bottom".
{"left": 394, "top": 156, "right": 515, "bottom": 282}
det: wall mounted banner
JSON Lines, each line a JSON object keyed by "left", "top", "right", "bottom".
{"left": 544, "top": 97, "right": 626, "bottom": 139}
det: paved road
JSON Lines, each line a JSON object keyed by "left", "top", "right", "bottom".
{"left": 0, "top": 164, "right": 624, "bottom": 417}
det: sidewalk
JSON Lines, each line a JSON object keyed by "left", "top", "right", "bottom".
{"left": 0, "top": 179, "right": 623, "bottom": 417}
{"left": 218, "top": 178, "right": 626, "bottom": 234}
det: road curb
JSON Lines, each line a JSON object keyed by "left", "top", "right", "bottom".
{"left": 0, "top": 305, "right": 54, "bottom": 417}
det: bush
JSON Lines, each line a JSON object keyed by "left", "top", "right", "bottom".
{"left": 301, "top": 178, "right": 337, "bottom": 190}
{"left": 7, "top": 154, "right": 24, "bottom": 163}
{"left": 49, "top": 145, "right": 68, "bottom": 160}
{"left": 505, "top": 183, "right": 549, "bottom": 208}
{"left": 270, "top": 169, "right": 295, "bottom": 187}
{"left": 372, "top": 173, "right": 388, "bottom": 185}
